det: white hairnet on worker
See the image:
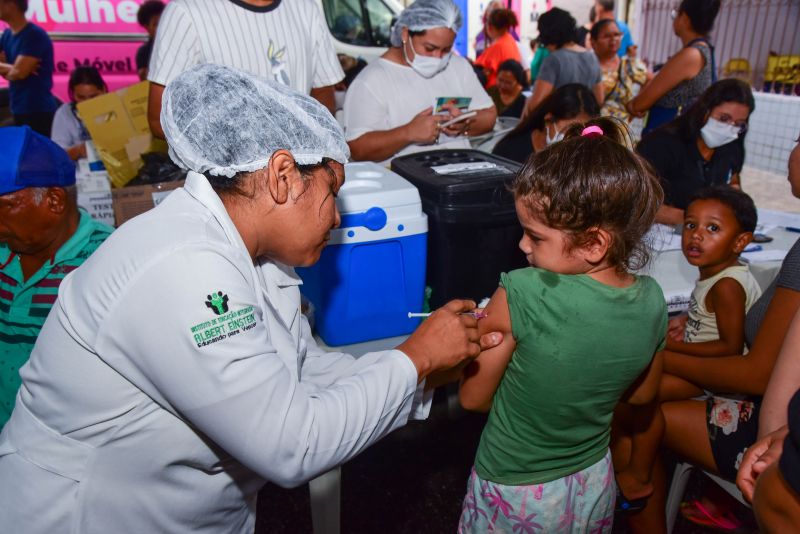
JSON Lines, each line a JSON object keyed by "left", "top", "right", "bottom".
{"left": 161, "top": 63, "right": 349, "bottom": 178}
{"left": 389, "top": 0, "right": 463, "bottom": 47}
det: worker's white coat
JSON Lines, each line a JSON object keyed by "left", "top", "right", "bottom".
{"left": 0, "top": 172, "right": 430, "bottom": 533}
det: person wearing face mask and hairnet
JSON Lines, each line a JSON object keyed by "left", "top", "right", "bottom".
{"left": 0, "top": 64, "right": 503, "bottom": 534}
{"left": 637, "top": 79, "right": 755, "bottom": 226}
{"left": 343, "top": 0, "right": 497, "bottom": 165}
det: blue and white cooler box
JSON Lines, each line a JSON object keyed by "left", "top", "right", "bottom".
{"left": 297, "top": 162, "right": 428, "bottom": 346}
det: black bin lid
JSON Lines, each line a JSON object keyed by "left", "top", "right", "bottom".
{"left": 392, "top": 149, "right": 521, "bottom": 211}
{"left": 390, "top": 149, "right": 520, "bottom": 199}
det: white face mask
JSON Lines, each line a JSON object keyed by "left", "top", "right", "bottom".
{"left": 402, "top": 39, "right": 451, "bottom": 79}
{"left": 545, "top": 123, "right": 564, "bottom": 145}
{"left": 700, "top": 117, "right": 741, "bottom": 148}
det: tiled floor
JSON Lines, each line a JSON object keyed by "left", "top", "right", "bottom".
{"left": 743, "top": 164, "right": 798, "bottom": 214}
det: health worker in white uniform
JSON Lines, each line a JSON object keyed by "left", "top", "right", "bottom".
{"left": 0, "top": 63, "right": 500, "bottom": 534}
{"left": 343, "top": 0, "right": 497, "bottom": 164}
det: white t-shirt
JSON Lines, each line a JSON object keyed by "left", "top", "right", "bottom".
{"left": 148, "top": 0, "right": 344, "bottom": 93}
{"left": 342, "top": 55, "right": 495, "bottom": 163}
{"left": 51, "top": 102, "right": 86, "bottom": 149}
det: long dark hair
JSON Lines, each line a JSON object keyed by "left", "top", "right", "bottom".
{"left": 664, "top": 78, "right": 754, "bottom": 143}
{"left": 501, "top": 84, "right": 600, "bottom": 143}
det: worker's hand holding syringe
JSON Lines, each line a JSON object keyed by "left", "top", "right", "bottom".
{"left": 397, "top": 299, "right": 501, "bottom": 386}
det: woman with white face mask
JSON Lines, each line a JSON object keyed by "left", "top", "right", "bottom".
{"left": 637, "top": 79, "right": 754, "bottom": 226}
{"left": 343, "top": 0, "right": 497, "bottom": 164}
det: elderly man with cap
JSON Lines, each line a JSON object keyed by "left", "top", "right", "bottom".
{"left": 343, "top": 0, "right": 497, "bottom": 164}
{"left": 0, "top": 126, "right": 112, "bottom": 429}
{"left": 0, "top": 64, "right": 501, "bottom": 533}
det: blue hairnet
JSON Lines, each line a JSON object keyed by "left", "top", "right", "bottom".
{"left": 390, "top": 0, "right": 463, "bottom": 47}
{"left": 161, "top": 64, "right": 349, "bottom": 178}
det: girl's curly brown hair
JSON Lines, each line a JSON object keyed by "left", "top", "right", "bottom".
{"left": 513, "top": 117, "right": 663, "bottom": 272}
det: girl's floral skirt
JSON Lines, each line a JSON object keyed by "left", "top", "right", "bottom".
{"left": 458, "top": 451, "right": 615, "bottom": 534}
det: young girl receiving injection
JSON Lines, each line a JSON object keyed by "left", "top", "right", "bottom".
{"left": 458, "top": 119, "right": 668, "bottom": 533}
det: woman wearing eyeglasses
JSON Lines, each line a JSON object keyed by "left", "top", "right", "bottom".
{"left": 637, "top": 79, "right": 754, "bottom": 225}
{"left": 626, "top": 0, "right": 721, "bottom": 134}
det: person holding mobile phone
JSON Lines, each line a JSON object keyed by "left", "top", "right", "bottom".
{"left": 343, "top": 0, "right": 497, "bottom": 165}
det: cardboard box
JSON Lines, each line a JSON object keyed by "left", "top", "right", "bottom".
{"left": 76, "top": 161, "right": 115, "bottom": 226}
{"left": 112, "top": 181, "right": 184, "bottom": 227}
{"left": 77, "top": 81, "right": 168, "bottom": 188}
{"left": 78, "top": 190, "right": 115, "bottom": 227}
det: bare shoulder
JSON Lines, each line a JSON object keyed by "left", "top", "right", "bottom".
{"left": 478, "top": 287, "right": 513, "bottom": 337}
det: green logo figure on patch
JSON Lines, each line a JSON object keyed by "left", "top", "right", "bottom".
{"left": 205, "top": 291, "right": 229, "bottom": 315}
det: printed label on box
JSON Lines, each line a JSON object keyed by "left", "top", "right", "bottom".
{"left": 78, "top": 191, "right": 115, "bottom": 227}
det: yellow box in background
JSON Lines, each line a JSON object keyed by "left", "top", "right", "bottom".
{"left": 77, "top": 81, "right": 168, "bottom": 188}
{"left": 764, "top": 55, "right": 800, "bottom": 84}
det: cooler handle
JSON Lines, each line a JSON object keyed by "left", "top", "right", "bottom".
{"left": 340, "top": 207, "right": 387, "bottom": 231}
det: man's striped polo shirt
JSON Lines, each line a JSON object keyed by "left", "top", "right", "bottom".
{"left": 0, "top": 210, "right": 112, "bottom": 427}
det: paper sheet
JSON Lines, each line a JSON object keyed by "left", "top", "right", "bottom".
{"left": 431, "top": 162, "right": 498, "bottom": 175}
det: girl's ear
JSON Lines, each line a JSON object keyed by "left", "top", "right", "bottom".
{"left": 582, "top": 227, "right": 612, "bottom": 264}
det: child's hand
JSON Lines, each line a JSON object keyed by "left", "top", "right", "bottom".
{"left": 668, "top": 315, "right": 687, "bottom": 342}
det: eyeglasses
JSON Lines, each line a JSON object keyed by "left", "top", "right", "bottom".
{"left": 713, "top": 113, "right": 748, "bottom": 133}
{"left": 600, "top": 32, "right": 623, "bottom": 40}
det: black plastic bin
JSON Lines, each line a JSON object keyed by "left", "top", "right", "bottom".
{"left": 391, "top": 149, "right": 527, "bottom": 308}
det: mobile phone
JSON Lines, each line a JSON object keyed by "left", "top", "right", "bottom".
{"left": 439, "top": 111, "right": 477, "bottom": 128}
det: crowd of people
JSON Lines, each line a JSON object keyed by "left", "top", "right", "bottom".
{"left": 1, "top": 0, "right": 799, "bottom": 532}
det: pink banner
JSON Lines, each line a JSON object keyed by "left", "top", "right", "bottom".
{"left": 24, "top": 0, "right": 150, "bottom": 34}
{"left": 1, "top": 1, "right": 162, "bottom": 100}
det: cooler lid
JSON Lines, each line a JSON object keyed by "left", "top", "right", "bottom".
{"left": 339, "top": 162, "right": 422, "bottom": 214}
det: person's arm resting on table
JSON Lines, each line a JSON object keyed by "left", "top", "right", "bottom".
{"left": 459, "top": 287, "right": 516, "bottom": 413}
{"left": 665, "top": 277, "right": 747, "bottom": 356}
